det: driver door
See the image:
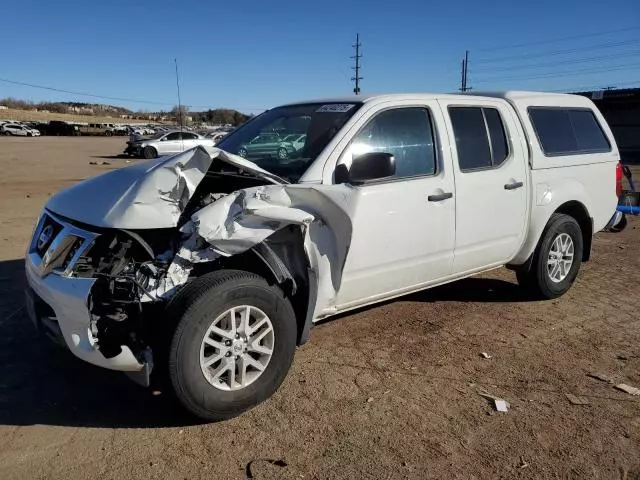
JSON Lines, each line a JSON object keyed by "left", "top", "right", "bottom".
{"left": 158, "top": 132, "right": 182, "bottom": 155}
{"left": 332, "top": 103, "right": 456, "bottom": 309}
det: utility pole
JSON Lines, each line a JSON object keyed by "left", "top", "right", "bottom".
{"left": 460, "top": 50, "right": 470, "bottom": 92}
{"left": 351, "top": 33, "right": 362, "bottom": 95}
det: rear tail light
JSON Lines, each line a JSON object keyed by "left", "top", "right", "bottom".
{"left": 616, "top": 162, "right": 623, "bottom": 198}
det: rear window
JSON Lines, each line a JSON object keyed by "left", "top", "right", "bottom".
{"left": 528, "top": 107, "right": 610, "bottom": 156}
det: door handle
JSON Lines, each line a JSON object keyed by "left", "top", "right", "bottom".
{"left": 504, "top": 181, "right": 524, "bottom": 190}
{"left": 428, "top": 192, "right": 453, "bottom": 202}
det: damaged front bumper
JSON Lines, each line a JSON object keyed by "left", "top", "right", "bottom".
{"left": 24, "top": 211, "right": 151, "bottom": 385}
{"left": 123, "top": 142, "right": 142, "bottom": 156}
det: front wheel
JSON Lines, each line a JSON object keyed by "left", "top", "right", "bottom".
{"left": 168, "top": 270, "right": 296, "bottom": 421}
{"left": 238, "top": 147, "right": 247, "bottom": 158}
{"left": 143, "top": 146, "right": 157, "bottom": 159}
{"left": 516, "top": 213, "right": 583, "bottom": 299}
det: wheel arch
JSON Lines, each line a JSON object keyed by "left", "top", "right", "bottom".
{"left": 509, "top": 199, "right": 593, "bottom": 272}
{"left": 189, "top": 231, "right": 313, "bottom": 346}
{"left": 554, "top": 200, "right": 593, "bottom": 262}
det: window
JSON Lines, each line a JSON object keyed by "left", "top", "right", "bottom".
{"left": 182, "top": 132, "right": 198, "bottom": 140}
{"left": 165, "top": 132, "right": 181, "bottom": 141}
{"left": 448, "top": 107, "right": 510, "bottom": 171}
{"left": 216, "top": 102, "right": 361, "bottom": 182}
{"left": 347, "top": 108, "right": 437, "bottom": 178}
{"left": 528, "top": 107, "right": 610, "bottom": 156}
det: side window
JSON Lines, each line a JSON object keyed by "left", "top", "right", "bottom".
{"left": 182, "top": 132, "right": 197, "bottom": 140}
{"left": 484, "top": 108, "right": 509, "bottom": 166}
{"left": 165, "top": 132, "right": 181, "bottom": 141}
{"left": 528, "top": 107, "right": 610, "bottom": 155}
{"left": 448, "top": 106, "right": 509, "bottom": 171}
{"left": 348, "top": 108, "right": 437, "bottom": 178}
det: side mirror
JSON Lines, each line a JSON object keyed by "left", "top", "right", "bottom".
{"left": 334, "top": 152, "right": 395, "bottom": 185}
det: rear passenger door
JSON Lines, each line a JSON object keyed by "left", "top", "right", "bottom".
{"left": 438, "top": 99, "right": 529, "bottom": 273}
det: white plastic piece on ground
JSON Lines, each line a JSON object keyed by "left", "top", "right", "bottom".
{"left": 615, "top": 384, "right": 640, "bottom": 396}
{"left": 494, "top": 399, "right": 509, "bottom": 412}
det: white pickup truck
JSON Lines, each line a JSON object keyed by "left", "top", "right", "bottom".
{"left": 25, "top": 91, "right": 621, "bottom": 420}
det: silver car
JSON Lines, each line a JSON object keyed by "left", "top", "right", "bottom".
{"left": 124, "top": 130, "right": 215, "bottom": 159}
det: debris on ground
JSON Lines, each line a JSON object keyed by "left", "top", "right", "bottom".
{"left": 480, "top": 352, "right": 492, "bottom": 359}
{"left": 478, "top": 392, "right": 509, "bottom": 412}
{"left": 366, "top": 397, "right": 374, "bottom": 403}
{"left": 245, "top": 459, "right": 288, "bottom": 479}
{"left": 615, "top": 384, "right": 640, "bottom": 396}
{"left": 565, "top": 393, "right": 590, "bottom": 405}
{"left": 588, "top": 373, "right": 615, "bottom": 384}
{"left": 89, "top": 161, "right": 111, "bottom": 166}
{"left": 518, "top": 457, "right": 529, "bottom": 469}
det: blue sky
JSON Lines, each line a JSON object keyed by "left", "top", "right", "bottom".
{"left": 1, "top": 0, "right": 639, "bottom": 113}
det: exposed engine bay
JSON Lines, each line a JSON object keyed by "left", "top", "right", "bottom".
{"left": 40, "top": 147, "right": 353, "bottom": 377}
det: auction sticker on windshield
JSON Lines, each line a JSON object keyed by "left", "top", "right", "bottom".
{"left": 316, "top": 104, "right": 356, "bottom": 113}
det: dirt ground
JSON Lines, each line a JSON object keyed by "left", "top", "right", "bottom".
{"left": 0, "top": 136, "right": 639, "bottom": 480}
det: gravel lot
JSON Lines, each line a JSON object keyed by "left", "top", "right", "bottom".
{"left": 1, "top": 137, "right": 639, "bottom": 480}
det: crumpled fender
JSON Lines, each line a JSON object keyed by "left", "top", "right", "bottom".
{"left": 152, "top": 184, "right": 355, "bottom": 323}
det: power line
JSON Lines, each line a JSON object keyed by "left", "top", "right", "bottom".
{"left": 0, "top": 77, "right": 268, "bottom": 112}
{"left": 473, "top": 62, "right": 640, "bottom": 84}
{"left": 472, "top": 50, "right": 640, "bottom": 73}
{"left": 477, "top": 25, "right": 640, "bottom": 53}
{"left": 548, "top": 80, "right": 640, "bottom": 92}
{"left": 474, "top": 39, "right": 640, "bottom": 65}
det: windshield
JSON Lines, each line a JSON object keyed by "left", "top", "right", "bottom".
{"left": 215, "top": 102, "right": 362, "bottom": 181}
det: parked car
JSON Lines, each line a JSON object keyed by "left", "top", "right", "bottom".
{"left": 78, "top": 123, "right": 118, "bottom": 136}
{"left": 238, "top": 132, "right": 306, "bottom": 160}
{"left": 123, "top": 130, "right": 215, "bottom": 158}
{"left": 1, "top": 123, "right": 41, "bottom": 136}
{"left": 25, "top": 92, "right": 621, "bottom": 421}
{"left": 46, "top": 121, "right": 81, "bottom": 136}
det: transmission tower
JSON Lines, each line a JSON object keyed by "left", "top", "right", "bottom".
{"left": 351, "top": 33, "right": 363, "bottom": 95}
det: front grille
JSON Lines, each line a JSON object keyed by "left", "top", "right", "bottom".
{"left": 28, "top": 211, "right": 99, "bottom": 278}
{"left": 35, "top": 214, "right": 63, "bottom": 256}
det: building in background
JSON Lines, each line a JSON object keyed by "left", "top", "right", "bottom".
{"left": 575, "top": 88, "right": 640, "bottom": 164}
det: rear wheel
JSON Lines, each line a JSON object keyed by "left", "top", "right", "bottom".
{"left": 105, "top": 130, "right": 113, "bottom": 137}
{"left": 143, "top": 146, "right": 157, "bottom": 159}
{"left": 168, "top": 270, "right": 296, "bottom": 421}
{"left": 516, "top": 213, "right": 583, "bottom": 299}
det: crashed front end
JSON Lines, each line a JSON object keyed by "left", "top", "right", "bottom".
{"left": 24, "top": 147, "right": 351, "bottom": 386}
{"left": 25, "top": 212, "right": 160, "bottom": 385}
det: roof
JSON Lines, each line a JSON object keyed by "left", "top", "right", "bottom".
{"left": 279, "top": 91, "right": 583, "bottom": 107}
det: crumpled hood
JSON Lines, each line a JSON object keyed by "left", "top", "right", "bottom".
{"left": 46, "top": 147, "right": 286, "bottom": 229}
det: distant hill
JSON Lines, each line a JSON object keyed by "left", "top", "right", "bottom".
{"left": 0, "top": 97, "right": 251, "bottom": 125}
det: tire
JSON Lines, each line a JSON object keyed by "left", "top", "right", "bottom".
{"left": 516, "top": 213, "right": 583, "bottom": 299}
{"left": 143, "top": 146, "right": 157, "bottom": 159}
{"left": 238, "top": 147, "right": 247, "bottom": 158}
{"left": 27, "top": 132, "right": 32, "bottom": 137}
{"left": 168, "top": 270, "right": 296, "bottom": 421}
{"left": 105, "top": 130, "right": 113, "bottom": 137}
{"left": 277, "top": 148, "right": 288, "bottom": 160}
